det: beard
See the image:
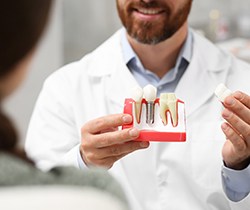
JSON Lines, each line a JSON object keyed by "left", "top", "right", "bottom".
{"left": 117, "top": 0, "right": 192, "bottom": 45}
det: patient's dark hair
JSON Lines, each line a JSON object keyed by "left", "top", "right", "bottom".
{"left": 0, "top": 0, "right": 53, "bottom": 162}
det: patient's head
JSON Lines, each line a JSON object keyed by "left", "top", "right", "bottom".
{"left": 0, "top": 0, "right": 53, "bottom": 98}
{"left": 0, "top": 0, "right": 52, "bottom": 159}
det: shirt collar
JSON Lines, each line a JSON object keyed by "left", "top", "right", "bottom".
{"left": 121, "top": 27, "right": 193, "bottom": 68}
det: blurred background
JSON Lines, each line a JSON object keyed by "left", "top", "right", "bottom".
{"left": 4, "top": 0, "right": 250, "bottom": 145}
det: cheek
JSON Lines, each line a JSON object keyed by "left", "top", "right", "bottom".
{"left": 116, "top": 0, "right": 126, "bottom": 12}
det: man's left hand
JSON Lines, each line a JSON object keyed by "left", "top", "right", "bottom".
{"left": 221, "top": 91, "right": 250, "bottom": 170}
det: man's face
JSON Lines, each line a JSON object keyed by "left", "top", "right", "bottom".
{"left": 116, "top": 0, "right": 192, "bottom": 45}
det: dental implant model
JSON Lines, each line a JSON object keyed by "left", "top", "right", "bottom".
{"left": 122, "top": 85, "right": 186, "bottom": 142}
{"left": 143, "top": 85, "right": 157, "bottom": 125}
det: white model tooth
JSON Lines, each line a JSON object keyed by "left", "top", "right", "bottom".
{"left": 160, "top": 93, "right": 178, "bottom": 126}
{"left": 214, "top": 83, "right": 232, "bottom": 102}
{"left": 167, "top": 93, "right": 178, "bottom": 127}
{"left": 143, "top": 85, "right": 157, "bottom": 102}
{"left": 159, "top": 93, "right": 169, "bottom": 125}
{"left": 131, "top": 86, "right": 143, "bottom": 123}
{"left": 143, "top": 85, "right": 157, "bottom": 124}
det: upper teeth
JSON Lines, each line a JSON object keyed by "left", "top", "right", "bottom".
{"left": 160, "top": 93, "right": 178, "bottom": 127}
{"left": 138, "top": 9, "right": 161, "bottom": 15}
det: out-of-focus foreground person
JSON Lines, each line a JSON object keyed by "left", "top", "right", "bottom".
{"left": 0, "top": 1, "right": 127, "bottom": 209}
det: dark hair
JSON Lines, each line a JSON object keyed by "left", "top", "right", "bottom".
{"left": 0, "top": 0, "right": 53, "bottom": 162}
{"left": 0, "top": 0, "right": 53, "bottom": 75}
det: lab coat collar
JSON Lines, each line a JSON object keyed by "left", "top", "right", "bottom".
{"left": 190, "top": 30, "right": 231, "bottom": 72}
{"left": 85, "top": 29, "right": 138, "bottom": 109}
{"left": 175, "top": 32, "right": 232, "bottom": 117}
{"left": 86, "top": 30, "right": 122, "bottom": 77}
{"left": 105, "top": 62, "right": 139, "bottom": 111}
{"left": 86, "top": 29, "right": 230, "bottom": 77}
{"left": 87, "top": 29, "right": 232, "bottom": 117}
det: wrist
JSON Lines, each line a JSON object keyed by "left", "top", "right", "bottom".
{"left": 224, "top": 157, "right": 250, "bottom": 170}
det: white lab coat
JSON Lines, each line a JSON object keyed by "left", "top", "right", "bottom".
{"left": 25, "top": 29, "right": 250, "bottom": 210}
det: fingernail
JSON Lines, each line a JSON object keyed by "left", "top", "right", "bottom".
{"left": 225, "top": 97, "right": 235, "bottom": 106}
{"left": 129, "top": 128, "right": 139, "bottom": 137}
{"left": 123, "top": 115, "right": 132, "bottom": 124}
{"left": 221, "top": 123, "right": 228, "bottom": 131}
{"left": 140, "top": 141, "right": 149, "bottom": 148}
{"left": 222, "top": 109, "right": 231, "bottom": 118}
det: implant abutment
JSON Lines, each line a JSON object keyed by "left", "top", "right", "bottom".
{"left": 146, "top": 101, "right": 155, "bottom": 124}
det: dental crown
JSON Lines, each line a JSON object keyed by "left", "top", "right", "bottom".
{"left": 214, "top": 83, "right": 232, "bottom": 102}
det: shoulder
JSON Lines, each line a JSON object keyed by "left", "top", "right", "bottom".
{"left": 192, "top": 30, "right": 250, "bottom": 72}
{"left": 0, "top": 153, "right": 54, "bottom": 185}
{"left": 192, "top": 30, "right": 233, "bottom": 68}
{"left": 49, "top": 166, "right": 127, "bottom": 204}
{"left": 0, "top": 152, "right": 126, "bottom": 205}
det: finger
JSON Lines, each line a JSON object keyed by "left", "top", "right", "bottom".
{"left": 96, "top": 141, "right": 150, "bottom": 159}
{"left": 83, "top": 114, "right": 132, "bottom": 134}
{"left": 100, "top": 127, "right": 118, "bottom": 134}
{"left": 224, "top": 94, "right": 250, "bottom": 125}
{"left": 233, "top": 91, "right": 250, "bottom": 109}
{"left": 221, "top": 122, "right": 247, "bottom": 152}
{"left": 95, "top": 143, "right": 149, "bottom": 169}
{"left": 93, "top": 153, "right": 129, "bottom": 169}
{"left": 94, "top": 128, "right": 140, "bottom": 148}
{"left": 222, "top": 108, "right": 250, "bottom": 142}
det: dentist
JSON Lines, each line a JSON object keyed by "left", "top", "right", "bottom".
{"left": 26, "top": 0, "right": 250, "bottom": 209}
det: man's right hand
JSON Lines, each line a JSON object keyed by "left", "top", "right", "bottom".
{"left": 80, "top": 114, "right": 150, "bottom": 169}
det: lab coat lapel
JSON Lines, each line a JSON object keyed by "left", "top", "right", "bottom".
{"left": 105, "top": 61, "right": 139, "bottom": 112}
{"left": 175, "top": 33, "right": 231, "bottom": 118}
{"left": 94, "top": 30, "right": 232, "bottom": 117}
{"left": 86, "top": 29, "right": 139, "bottom": 113}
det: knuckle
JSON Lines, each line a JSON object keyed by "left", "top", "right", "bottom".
{"left": 81, "top": 126, "right": 87, "bottom": 134}
{"left": 81, "top": 139, "right": 88, "bottom": 149}
{"left": 85, "top": 151, "right": 96, "bottom": 161}
{"left": 95, "top": 118, "right": 106, "bottom": 129}
{"left": 225, "top": 126, "right": 234, "bottom": 137}
{"left": 110, "top": 146, "right": 121, "bottom": 156}
{"left": 235, "top": 105, "right": 243, "bottom": 112}
{"left": 119, "top": 130, "right": 129, "bottom": 140}
{"left": 244, "top": 126, "right": 250, "bottom": 138}
{"left": 236, "top": 142, "right": 246, "bottom": 152}
{"left": 246, "top": 131, "right": 250, "bottom": 138}
{"left": 81, "top": 136, "right": 92, "bottom": 149}
{"left": 98, "top": 159, "right": 114, "bottom": 169}
{"left": 128, "top": 142, "right": 140, "bottom": 152}
{"left": 99, "top": 135, "right": 110, "bottom": 147}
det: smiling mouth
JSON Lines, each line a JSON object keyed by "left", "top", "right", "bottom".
{"left": 135, "top": 8, "right": 164, "bottom": 15}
